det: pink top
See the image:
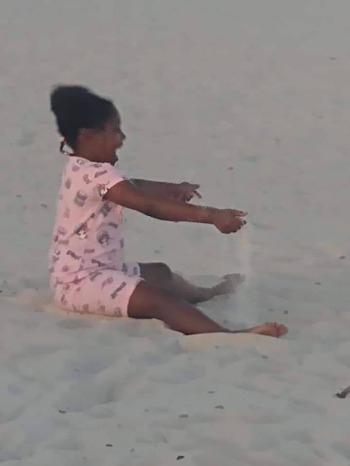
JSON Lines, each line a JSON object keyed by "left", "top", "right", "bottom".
{"left": 49, "top": 157, "right": 126, "bottom": 288}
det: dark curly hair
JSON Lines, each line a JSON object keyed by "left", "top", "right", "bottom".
{"left": 50, "top": 85, "right": 117, "bottom": 150}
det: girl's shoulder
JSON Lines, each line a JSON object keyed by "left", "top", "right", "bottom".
{"left": 62, "top": 157, "right": 126, "bottom": 200}
{"left": 66, "top": 157, "right": 118, "bottom": 171}
{"left": 65, "top": 157, "right": 118, "bottom": 178}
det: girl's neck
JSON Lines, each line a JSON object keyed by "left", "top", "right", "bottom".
{"left": 73, "top": 149, "right": 100, "bottom": 163}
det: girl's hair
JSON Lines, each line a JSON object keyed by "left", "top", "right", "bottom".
{"left": 50, "top": 85, "right": 117, "bottom": 150}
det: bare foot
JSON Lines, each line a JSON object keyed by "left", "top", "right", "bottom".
{"left": 246, "top": 322, "right": 288, "bottom": 338}
{"left": 212, "top": 273, "right": 245, "bottom": 296}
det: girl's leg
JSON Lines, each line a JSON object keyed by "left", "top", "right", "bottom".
{"left": 55, "top": 270, "right": 288, "bottom": 337}
{"left": 138, "top": 262, "right": 243, "bottom": 304}
{"left": 128, "top": 280, "right": 288, "bottom": 337}
{"left": 172, "top": 272, "right": 244, "bottom": 303}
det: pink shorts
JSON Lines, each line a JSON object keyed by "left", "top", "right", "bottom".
{"left": 53, "top": 262, "right": 143, "bottom": 317}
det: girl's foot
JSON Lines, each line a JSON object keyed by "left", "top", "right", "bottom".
{"left": 212, "top": 273, "right": 245, "bottom": 296}
{"left": 245, "top": 322, "right": 288, "bottom": 338}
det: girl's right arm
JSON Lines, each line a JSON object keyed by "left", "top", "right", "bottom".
{"left": 104, "top": 180, "right": 247, "bottom": 233}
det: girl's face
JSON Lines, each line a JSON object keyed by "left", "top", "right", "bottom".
{"left": 91, "top": 113, "right": 126, "bottom": 165}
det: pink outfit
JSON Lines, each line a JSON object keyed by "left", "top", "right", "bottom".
{"left": 49, "top": 156, "right": 142, "bottom": 317}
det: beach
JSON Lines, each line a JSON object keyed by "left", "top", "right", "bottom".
{"left": 1, "top": 1, "right": 350, "bottom": 464}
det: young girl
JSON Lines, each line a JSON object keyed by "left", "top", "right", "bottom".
{"left": 49, "top": 85, "right": 287, "bottom": 337}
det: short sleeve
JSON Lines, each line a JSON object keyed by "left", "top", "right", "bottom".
{"left": 81, "top": 162, "right": 127, "bottom": 199}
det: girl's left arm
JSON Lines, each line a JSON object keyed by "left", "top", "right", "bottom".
{"left": 130, "top": 179, "right": 175, "bottom": 196}
{"left": 130, "top": 179, "right": 201, "bottom": 202}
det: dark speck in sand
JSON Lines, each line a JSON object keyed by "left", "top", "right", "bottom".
{"left": 330, "top": 57, "right": 336, "bottom": 60}
{"left": 41, "top": 203, "right": 48, "bottom": 208}
{"left": 179, "top": 414, "right": 189, "bottom": 418}
{"left": 261, "top": 355, "right": 269, "bottom": 359}
{"left": 283, "top": 310, "right": 288, "bottom": 315}
{"left": 227, "top": 166, "right": 234, "bottom": 171}
{"left": 208, "top": 390, "right": 215, "bottom": 394}
{"left": 177, "top": 456, "right": 185, "bottom": 460}
{"left": 339, "top": 255, "right": 346, "bottom": 260}
{"left": 16, "top": 194, "right": 22, "bottom": 198}
{"left": 106, "top": 444, "right": 113, "bottom": 447}
{"left": 315, "top": 282, "right": 322, "bottom": 285}
{"left": 58, "top": 410, "right": 66, "bottom": 414}
{"left": 335, "top": 385, "right": 350, "bottom": 398}
{"left": 215, "top": 405, "right": 224, "bottom": 410}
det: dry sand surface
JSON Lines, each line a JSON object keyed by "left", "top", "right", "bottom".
{"left": 1, "top": 1, "right": 350, "bottom": 464}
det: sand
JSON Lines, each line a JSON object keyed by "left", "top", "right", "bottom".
{"left": 1, "top": 0, "right": 350, "bottom": 464}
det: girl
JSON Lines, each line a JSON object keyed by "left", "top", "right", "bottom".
{"left": 49, "top": 85, "right": 287, "bottom": 337}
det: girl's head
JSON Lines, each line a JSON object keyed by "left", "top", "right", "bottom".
{"left": 50, "top": 85, "right": 125, "bottom": 164}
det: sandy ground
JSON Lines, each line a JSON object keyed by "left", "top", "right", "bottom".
{"left": 1, "top": 0, "right": 350, "bottom": 464}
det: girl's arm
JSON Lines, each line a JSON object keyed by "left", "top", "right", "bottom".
{"left": 130, "top": 179, "right": 177, "bottom": 197}
{"left": 104, "top": 180, "right": 246, "bottom": 233}
{"left": 130, "top": 178, "right": 201, "bottom": 202}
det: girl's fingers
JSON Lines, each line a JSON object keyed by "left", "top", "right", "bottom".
{"left": 189, "top": 184, "right": 201, "bottom": 198}
{"left": 234, "top": 210, "right": 248, "bottom": 217}
{"left": 182, "top": 183, "right": 202, "bottom": 199}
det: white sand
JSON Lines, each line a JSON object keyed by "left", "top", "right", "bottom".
{"left": 1, "top": 0, "right": 350, "bottom": 464}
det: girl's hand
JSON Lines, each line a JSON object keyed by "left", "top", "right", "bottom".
{"left": 230, "top": 209, "right": 247, "bottom": 217}
{"left": 212, "top": 209, "right": 247, "bottom": 234}
{"left": 171, "top": 182, "right": 202, "bottom": 202}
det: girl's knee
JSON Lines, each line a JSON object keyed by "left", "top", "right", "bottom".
{"left": 155, "top": 262, "right": 173, "bottom": 280}
{"left": 139, "top": 262, "right": 174, "bottom": 291}
{"left": 128, "top": 280, "right": 172, "bottom": 320}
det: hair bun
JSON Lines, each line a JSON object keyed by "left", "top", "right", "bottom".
{"left": 49, "top": 84, "right": 117, "bottom": 149}
{"left": 50, "top": 85, "right": 91, "bottom": 117}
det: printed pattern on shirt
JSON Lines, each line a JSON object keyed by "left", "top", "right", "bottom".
{"left": 49, "top": 157, "right": 127, "bottom": 287}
